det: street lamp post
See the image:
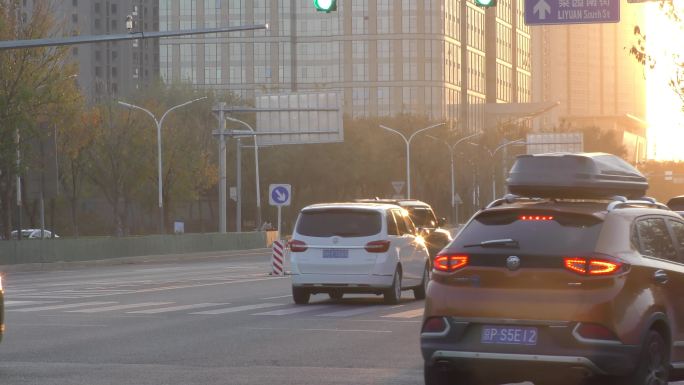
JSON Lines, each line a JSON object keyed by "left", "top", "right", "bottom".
{"left": 470, "top": 139, "right": 525, "bottom": 200}
{"left": 379, "top": 122, "right": 446, "bottom": 199}
{"left": 224, "top": 116, "right": 262, "bottom": 230}
{"left": 426, "top": 132, "right": 482, "bottom": 223}
{"left": 118, "top": 96, "right": 207, "bottom": 234}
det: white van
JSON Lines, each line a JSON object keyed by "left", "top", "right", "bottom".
{"left": 289, "top": 202, "right": 430, "bottom": 304}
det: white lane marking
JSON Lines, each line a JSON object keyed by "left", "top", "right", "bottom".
{"left": 252, "top": 305, "right": 334, "bottom": 316}
{"left": 381, "top": 308, "right": 424, "bottom": 319}
{"left": 317, "top": 306, "right": 391, "bottom": 318}
{"left": 126, "top": 303, "right": 230, "bottom": 314}
{"left": 190, "top": 303, "right": 283, "bottom": 315}
{"left": 12, "top": 301, "right": 119, "bottom": 312}
{"left": 67, "top": 302, "right": 174, "bottom": 313}
{"left": 261, "top": 294, "right": 292, "bottom": 300}
{"left": 244, "top": 327, "right": 392, "bottom": 333}
{"left": 4, "top": 300, "right": 57, "bottom": 307}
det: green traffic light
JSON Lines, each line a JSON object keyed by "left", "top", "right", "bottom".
{"left": 475, "top": 0, "right": 497, "bottom": 7}
{"left": 314, "top": 0, "right": 337, "bottom": 13}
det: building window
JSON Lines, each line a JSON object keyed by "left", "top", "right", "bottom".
{"left": 72, "top": 0, "right": 77, "bottom": 6}
{"left": 72, "top": 14, "right": 78, "bottom": 23}
{"left": 111, "top": 3, "right": 117, "bottom": 14}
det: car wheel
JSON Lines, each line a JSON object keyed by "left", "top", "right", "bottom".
{"left": 328, "top": 291, "right": 343, "bottom": 301}
{"left": 413, "top": 263, "right": 429, "bottom": 300}
{"left": 624, "top": 330, "right": 670, "bottom": 385}
{"left": 383, "top": 268, "right": 402, "bottom": 305}
{"left": 292, "top": 287, "right": 310, "bottom": 305}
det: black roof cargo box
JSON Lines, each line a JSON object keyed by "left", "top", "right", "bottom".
{"left": 506, "top": 153, "right": 648, "bottom": 199}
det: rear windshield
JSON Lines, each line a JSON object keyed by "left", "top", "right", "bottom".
{"left": 296, "top": 209, "right": 382, "bottom": 237}
{"left": 451, "top": 210, "right": 603, "bottom": 254}
{"left": 668, "top": 197, "right": 684, "bottom": 211}
{"left": 408, "top": 207, "right": 436, "bottom": 227}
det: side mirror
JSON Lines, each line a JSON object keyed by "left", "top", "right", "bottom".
{"left": 438, "top": 218, "right": 447, "bottom": 227}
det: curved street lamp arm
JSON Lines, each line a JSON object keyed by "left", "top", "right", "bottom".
{"left": 408, "top": 122, "right": 446, "bottom": 143}
{"left": 452, "top": 131, "right": 484, "bottom": 150}
{"left": 159, "top": 96, "right": 208, "bottom": 127}
{"left": 492, "top": 138, "right": 525, "bottom": 156}
{"left": 118, "top": 101, "right": 158, "bottom": 126}
{"left": 225, "top": 115, "right": 255, "bottom": 132}
{"left": 379, "top": 124, "right": 408, "bottom": 144}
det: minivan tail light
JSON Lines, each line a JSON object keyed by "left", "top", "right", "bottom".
{"left": 434, "top": 254, "right": 468, "bottom": 272}
{"left": 289, "top": 240, "right": 308, "bottom": 252}
{"left": 563, "top": 257, "right": 622, "bottom": 276}
{"left": 365, "top": 240, "right": 390, "bottom": 253}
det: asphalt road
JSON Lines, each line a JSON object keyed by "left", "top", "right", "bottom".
{"left": 0, "top": 251, "right": 681, "bottom": 385}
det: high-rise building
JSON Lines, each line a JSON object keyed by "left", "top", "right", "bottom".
{"left": 22, "top": 0, "right": 160, "bottom": 101}
{"left": 159, "top": 0, "right": 532, "bottom": 131}
{"left": 531, "top": 4, "right": 648, "bottom": 161}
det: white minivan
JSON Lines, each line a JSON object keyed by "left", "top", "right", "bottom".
{"left": 289, "top": 202, "right": 430, "bottom": 304}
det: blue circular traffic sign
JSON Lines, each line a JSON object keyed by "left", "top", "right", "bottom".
{"left": 270, "top": 184, "right": 291, "bottom": 206}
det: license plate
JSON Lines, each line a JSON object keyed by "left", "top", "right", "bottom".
{"left": 322, "top": 249, "right": 349, "bottom": 259}
{"left": 481, "top": 326, "right": 538, "bottom": 346}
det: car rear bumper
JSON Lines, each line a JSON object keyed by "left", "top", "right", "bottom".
{"left": 291, "top": 273, "right": 394, "bottom": 292}
{"left": 421, "top": 317, "right": 640, "bottom": 379}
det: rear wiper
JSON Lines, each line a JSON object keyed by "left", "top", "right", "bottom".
{"left": 463, "top": 238, "right": 519, "bottom": 248}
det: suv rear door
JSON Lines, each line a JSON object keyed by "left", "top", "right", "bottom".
{"left": 434, "top": 208, "right": 606, "bottom": 320}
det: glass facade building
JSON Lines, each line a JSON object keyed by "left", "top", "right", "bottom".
{"left": 160, "top": 0, "right": 532, "bottom": 131}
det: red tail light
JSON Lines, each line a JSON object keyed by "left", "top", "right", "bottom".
{"left": 365, "top": 240, "right": 390, "bottom": 253}
{"left": 289, "top": 240, "right": 308, "bottom": 252}
{"left": 563, "top": 257, "right": 622, "bottom": 276}
{"left": 575, "top": 323, "right": 620, "bottom": 342}
{"left": 422, "top": 317, "right": 449, "bottom": 334}
{"left": 434, "top": 254, "right": 469, "bottom": 272}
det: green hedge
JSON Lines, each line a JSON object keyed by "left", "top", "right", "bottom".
{"left": 0, "top": 232, "right": 269, "bottom": 265}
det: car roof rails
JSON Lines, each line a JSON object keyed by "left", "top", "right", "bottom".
{"left": 486, "top": 194, "right": 546, "bottom": 209}
{"left": 606, "top": 196, "right": 670, "bottom": 212}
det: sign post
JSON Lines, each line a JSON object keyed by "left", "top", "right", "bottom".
{"left": 524, "top": 0, "right": 620, "bottom": 25}
{"left": 269, "top": 184, "right": 292, "bottom": 241}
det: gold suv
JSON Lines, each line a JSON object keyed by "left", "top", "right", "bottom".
{"left": 421, "top": 153, "right": 684, "bottom": 385}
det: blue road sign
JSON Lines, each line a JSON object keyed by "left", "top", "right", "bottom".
{"left": 525, "top": 0, "right": 620, "bottom": 26}
{"left": 269, "top": 184, "right": 291, "bottom": 206}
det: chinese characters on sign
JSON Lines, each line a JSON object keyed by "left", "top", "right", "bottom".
{"left": 525, "top": 0, "right": 620, "bottom": 25}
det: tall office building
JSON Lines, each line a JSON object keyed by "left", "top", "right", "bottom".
{"left": 531, "top": 4, "right": 648, "bottom": 161}
{"left": 159, "top": 0, "right": 532, "bottom": 131}
{"left": 21, "top": 0, "right": 160, "bottom": 101}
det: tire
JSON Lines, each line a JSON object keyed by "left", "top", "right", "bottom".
{"left": 292, "top": 287, "right": 310, "bottom": 305}
{"left": 621, "top": 330, "right": 670, "bottom": 385}
{"left": 384, "top": 268, "right": 402, "bottom": 305}
{"left": 413, "top": 263, "right": 430, "bottom": 300}
{"left": 328, "top": 291, "right": 343, "bottom": 300}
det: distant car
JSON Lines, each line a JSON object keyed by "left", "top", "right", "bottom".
{"left": 10, "top": 229, "right": 59, "bottom": 239}
{"left": 667, "top": 195, "right": 684, "bottom": 217}
{"left": 289, "top": 202, "right": 430, "bottom": 304}
{"left": 356, "top": 199, "right": 452, "bottom": 259}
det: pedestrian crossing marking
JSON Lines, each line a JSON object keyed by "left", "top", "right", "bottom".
{"left": 13, "top": 301, "right": 118, "bottom": 312}
{"left": 66, "top": 302, "right": 174, "bottom": 313}
{"left": 4, "top": 300, "right": 57, "bottom": 307}
{"left": 381, "top": 308, "right": 424, "bottom": 319}
{"left": 127, "top": 303, "right": 230, "bottom": 314}
{"left": 190, "top": 303, "right": 283, "bottom": 315}
{"left": 252, "top": 305, "right": 334, "bottom": 316}
{"left": 317, "top": 306, "right": 391, "bottom": 318}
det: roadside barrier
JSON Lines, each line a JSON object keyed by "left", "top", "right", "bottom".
{"left": 271, "top": 240, "right": 285, "bottom": 276}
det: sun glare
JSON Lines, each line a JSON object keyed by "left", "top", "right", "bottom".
{"left": 646, "top": 1, "right": 684, "bottom": 161}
